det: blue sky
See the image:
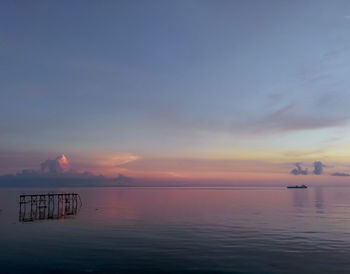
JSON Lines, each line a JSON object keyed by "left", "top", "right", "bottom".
{"left": 1, "top": 1, "right": 350, "bottom": 181}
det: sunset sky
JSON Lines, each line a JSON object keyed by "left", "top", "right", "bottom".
{"left": 1, "top": 1, "right": 350, "bottom": 184}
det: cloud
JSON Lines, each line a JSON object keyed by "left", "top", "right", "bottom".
{"left": 119, "top": 157, "right": 287, "bottom": 177}
{"left": 290, "top": 161, "right": 329, "bottom": 175}
{"left": 40, "top": 154, "right": 70, "bottom": 174}
{"left": 331, "top": 172, "right": 350, "bottom": 177}
{"left": 0, "top": 154, "right": 133, "bottom": 187}
{"left": 252, "top": 104, "right": 350, "bottom": 134}
{"left": 290, "top": 163, "right": 308, "bottom": 175}
{"left": 147, "top": 99, "right": 350, "bottom": 140}
{"left": 313, "top": 161, "right": 325, "bottom": 175}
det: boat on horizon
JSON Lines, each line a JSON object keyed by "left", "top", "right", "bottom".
{"left": 287, "top": 184, "right": 308, "bottom": 189}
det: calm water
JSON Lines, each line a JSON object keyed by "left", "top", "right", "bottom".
{"left": 1, "top": 187, "right": 350, "bottom": 273}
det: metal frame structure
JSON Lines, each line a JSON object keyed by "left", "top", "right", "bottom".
{"left": 19, "top": 193, "right": 82, "bottom": 222}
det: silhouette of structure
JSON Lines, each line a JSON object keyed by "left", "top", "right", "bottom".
{"left": 19, "top": 193, "right": 82, "bottom": 222}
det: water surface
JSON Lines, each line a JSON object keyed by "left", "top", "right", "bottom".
{"left": 1, "top": 187, "right": 350, "bottom": 273}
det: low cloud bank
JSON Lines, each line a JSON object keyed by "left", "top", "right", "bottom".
{"left": 0, "top": 154, "right": 132, "bottom": 187}
{"left": 331, "top": 172, "right": 350, "bottom": 177}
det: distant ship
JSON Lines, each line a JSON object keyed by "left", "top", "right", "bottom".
{"left": 287, "top": 184, "right": 308, "bottom": 189}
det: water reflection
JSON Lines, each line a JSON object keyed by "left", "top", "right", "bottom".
{"left": 19, "top": 193, "right": 82, "bottom": 222}
{"left": 314, "top": 187, "right": 324, "bottom": 213}
{"left": 292, "top": 188, "right": 309, "bottom": 209}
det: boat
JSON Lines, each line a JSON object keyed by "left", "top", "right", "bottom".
{"left": 287, "top": 184, "right": 308, "bottom": 189}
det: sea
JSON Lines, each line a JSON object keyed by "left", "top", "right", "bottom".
{"left": 1, "top": 186, "right": 350, "bottom": 273}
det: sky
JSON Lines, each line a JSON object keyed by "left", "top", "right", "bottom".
{"left": 1, "top": 0, "right": 350, "bottom": 185}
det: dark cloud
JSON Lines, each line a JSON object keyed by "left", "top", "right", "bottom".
{"left": 0, "top": 172, "right": 132, "bottom": 187}
{"left": 290, "top": 161, "right": 329, "bottom": 176}
{"left": 313, "top": 161, "right": 325, "bottom": 175}
{"left": 290, "top": 163, "right": 308, "bottom": 175}
{"left": 331, "top": 172, "right": 350, "bottom": 177}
